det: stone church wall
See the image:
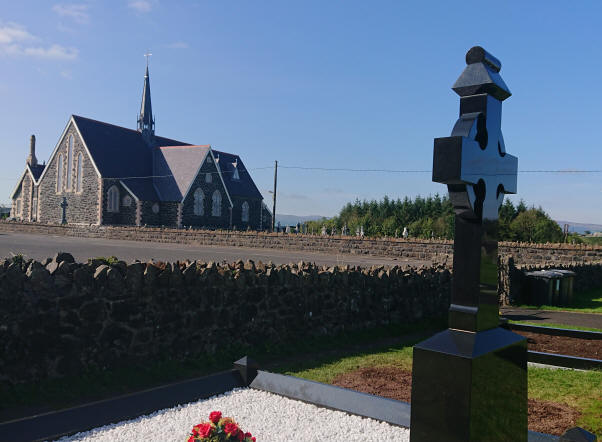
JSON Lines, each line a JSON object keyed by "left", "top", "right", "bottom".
{"left": 38, "top": 123, "right": 100, "bottom": 225}
{"left": 10, "top": 182, "right": 22, "bottom": 219}
{"left": 230, "top": 196, "right": 262, "bottom": 231}
{"left": 101, "top": 179, "right": 137, "bottom": 226}
{"left": 0, "top": 255, "right": 451, "bottom": 384}
{"left": 21, "top": 174, "right": 33, "bottom": 221}
{"left": 180, "top": 157, "right": 231, "bottom": 229}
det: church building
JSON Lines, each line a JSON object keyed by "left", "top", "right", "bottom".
{"left": 10, "top": 66, "right": 270, "bottom": 230}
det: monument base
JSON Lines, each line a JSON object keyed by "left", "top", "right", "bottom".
{"left": 410, "top": 327, "right": 527, "bottom": 442}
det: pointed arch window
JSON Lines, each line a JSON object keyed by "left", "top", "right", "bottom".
{"left": 193, "top": 188, "right": 204, "bottom": 216}
{"left": 107, "top": 185, "right": 120, "bottom": 213}
{"left": 57, "top": 154, "right": 64, "bottom": 192}
{"left": 241, "top": 201, "right": 249, "bottom": 222}
{"left": 76, "top": 152, "right": 83, "bottom": 192}
{"left": 67, "top": 134, "right": 74, "bottom": 190}
{"left": 211, "top": 190, "right": 222, "bottom": 217}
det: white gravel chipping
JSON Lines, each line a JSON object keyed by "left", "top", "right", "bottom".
{"left": 53, "top": 388, "right": 410, "bottom": 442}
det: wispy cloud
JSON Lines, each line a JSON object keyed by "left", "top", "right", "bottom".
{"left": 163, "top": 41, "right": 188, "bottom": 49}
{"left": 53, "top": 3, "right": 90, "bottom": 24}
{"left": 0, "top": 22, "right": 78, "bottom": 60}
{"left": 60, "top": 69, "right": 73, "bottom": 79}
{"left": 128, "top": 0, "right": 155, "bottom": 13}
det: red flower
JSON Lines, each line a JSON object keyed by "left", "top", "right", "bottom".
{"left": 198, "top": 423, "right": 213, "bottom": 438}
{"left": 187, "top": 437, "right": 195, "bottom": 442}
{"left": 209, "top": 411, "right": 222, "bottom": 424}
{"left": 244, "top": 433, "right": 252, "bottom": 438}
{"left": 224, "top": 422, "right": 240, "bottom": 436}
{"left": 237, "top": 430, "right": 245, "bottom": 441}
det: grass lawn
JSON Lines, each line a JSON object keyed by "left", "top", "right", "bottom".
{"left": 518, "top": 287, "right": 602, "bottom": 314}
{"left": 282, "top": 337, "right": 602, "bottom": 436}
{"left": 508, "top": 320, "right": 602, "bottom": 333}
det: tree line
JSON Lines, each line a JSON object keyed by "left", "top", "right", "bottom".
{"left": 306, "top": 195, "right": 577, "bottom": 243}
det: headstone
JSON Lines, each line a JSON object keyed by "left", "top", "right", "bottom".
{"left": 359, "top": 225, "right": 364, "bottom": 237}
{"left": 295, "top": 222, "right": 300, "bottom": 233}
{"left": 321, "top": 226, "right": 327, "bottom": 236}
{"left": 355, "top": 226, "right": 360, "bottom": 237}
{"left": 402, "top": 227, "right": 409, "bottom": 238}
{"left": 410, "top": 47, "right": 526, "bottom": 442}
{"left": 60, "top": 197, "right": 68, "bottom": 224}
{"left": 285, "top": 225, "right": 291, "bottom": 234}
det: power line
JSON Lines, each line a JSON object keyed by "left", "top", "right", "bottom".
{"left": 279, "top": 165, "right": 602, "bottom": 174}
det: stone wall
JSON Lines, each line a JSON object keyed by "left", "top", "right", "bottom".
{"left": 0, "top": 254, "right": 450, "bottom": 385}
{"left": 1, "top": 221, "right": 601, "bottom": 267}
{"left": 38, "top": 123, "right": 100, "bottom": 225}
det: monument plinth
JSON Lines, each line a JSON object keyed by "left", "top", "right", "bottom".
{"left": 410, "top": 46, "right": 527, "bottom": 441}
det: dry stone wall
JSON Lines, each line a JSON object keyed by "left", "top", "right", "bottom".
{"left": 1, "top": 221, "right": 601, "bottom": 267}
{"left": 0, "top": 254, "right": 451, "bottom": 385}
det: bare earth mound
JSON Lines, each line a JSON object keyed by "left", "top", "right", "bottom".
{"left": 332, "top": 366, "right": 580, "bottom": 436}
{"left": 515, "top": 331, "right": 602, "bottom": 360}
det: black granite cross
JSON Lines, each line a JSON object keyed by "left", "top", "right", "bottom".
{"left": 410, "top": 47, "right": 527, "bottom": 442}
{"left": 60, "top": 197, "right": 68, "bottom": 225}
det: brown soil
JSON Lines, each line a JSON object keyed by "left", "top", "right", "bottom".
{"left": 332, "top": 365, "right": 581, "bottom": 436}
{"left": 515, "top": 331, "right": 602, "bottom": 360}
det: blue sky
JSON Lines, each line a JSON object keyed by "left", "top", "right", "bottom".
{"left": 1, "top": 1, "right": 601, "bottom": 223}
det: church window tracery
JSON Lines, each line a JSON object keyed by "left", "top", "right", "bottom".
{"left": 193, "top": 188, "right": 204, "bottom": 216}
{"left": 123, "top": 195, "right": 132, "bottom": 207}
{"left": 57, "top": 154, "right": 64, "bottom": 192}
{"left": 107, "top": 185, "right": 120, "bottom": 213}
{"left": 67, "top": 135, "right": 74, "bottom": 190}
{"left": 76, "top": 152, "right": 83, "bottom": 192}
{"left": 212, "top": 190, "right": 222, "bottom": 216}
{"left": 241, "top": 201, "right": 249, "bottom": 222}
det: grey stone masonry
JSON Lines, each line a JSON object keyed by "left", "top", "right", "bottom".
{"left": 231, "top": 195, "right": 262, "bottom": 231}
{"left": 38, "top": 122, "right": 100, "bottom": 225}
{"left": 181, "top": 155, "right": 231, "bottom": 229}
{"left": 101, "top": 179, "right": 137, "bottom": 226}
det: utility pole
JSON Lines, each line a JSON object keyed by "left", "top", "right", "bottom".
{"left": 272, "top": 160, "right": 278, "bottom": 232}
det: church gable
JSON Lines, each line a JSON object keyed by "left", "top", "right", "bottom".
{"left": 181, "top": 150, "right": 231, "bottom": 228}
{"left": 37, "top": 120, "right": 101, "bottom": 225}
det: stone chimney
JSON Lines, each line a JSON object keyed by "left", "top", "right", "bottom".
{"left": 26, "top": 135, "right": 38, "bottom": 167}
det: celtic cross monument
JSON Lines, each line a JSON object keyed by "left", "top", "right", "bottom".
{"left": 410, "top": 47, "right": 527, "bottom": 441}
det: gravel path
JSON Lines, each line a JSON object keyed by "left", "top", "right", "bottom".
{"left": 53, "top": 388, "right": 410, "bottom": 442}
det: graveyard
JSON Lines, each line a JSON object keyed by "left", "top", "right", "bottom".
{"left": 1, "top": 45, "right": 601, "bottom": 441}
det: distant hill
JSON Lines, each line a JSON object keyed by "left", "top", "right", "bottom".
{"left": 275, "top": 214, "right": 326, "bottom": 226}
{"left": 555, "top": 220, "right": 602, "bottom": 234}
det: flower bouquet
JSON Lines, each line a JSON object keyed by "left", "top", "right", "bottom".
{"left": 188, "top": 411, "right": 256, "bottom": 441}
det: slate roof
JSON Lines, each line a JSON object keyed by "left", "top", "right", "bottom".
{"left": 214, "top": 150, "right": 263, "bottom": 199}
{"left": 153, "top": 145, "right": 211, "bottom": 201}
{"left": 28, "top": 164, "right": 45, "bottom": 181}
{"left": 70, "top": 115, "right": 263, "bottom": 203}
{"left": 72, "top": 115, "right": 189, "bottom": 179}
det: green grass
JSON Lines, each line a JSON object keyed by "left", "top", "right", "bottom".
{"left": 509, "top": 320, "right": 602, "bottom": 332}
{"left": 518, "top": 287, "right": 602, "bottom": 314}
{"left": 285, "top": 340, "right": 602, "bottom": 436}
{"left": 529, "top": 367, "right": 602, "bottom": 435}
{"left": 581, "top": 236, "right": 602, "bottom": 246}
{"left": 0, "top": 318, "right": 445, "bottom": 421}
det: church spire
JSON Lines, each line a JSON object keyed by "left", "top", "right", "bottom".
{"left": 137, "top": 57, "right": 155, "bottom": 144}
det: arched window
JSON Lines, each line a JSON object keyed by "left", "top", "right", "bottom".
{"left": 57, "top": 154, "right": 64, "bottom": 192}
{"left": 211, "top": 190, "right": 222, "bottom": 216}
{"left": 205, "top": 173, "right": 212, "bottom": 183}
{"left": 122, "top": 195, "right": 132, "bottom": 207}
{"left": 193, "top": 188, "right": 204, "bottom": 216}
{"left": 107, "top": 185, "right": 119, "bottom": 213}
{"left": 67, "top": 134, "right": 74, "bottom": 190}
{"left": 76, "top": 152, "right": 83, "bottom": 192}
{"left": 241, "top": 201, "right": 249, "bottom": 222}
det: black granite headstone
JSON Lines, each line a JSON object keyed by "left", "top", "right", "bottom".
{"left": 410, "top": 47, "right": 528, "bottom": 441}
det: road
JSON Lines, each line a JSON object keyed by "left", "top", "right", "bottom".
{"left": 0, "top": 232, "right": 430, "bottom": 267}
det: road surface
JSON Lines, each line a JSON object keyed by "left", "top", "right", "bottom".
{"left": 0, "top": 231, "right": 430, "bottom": 267}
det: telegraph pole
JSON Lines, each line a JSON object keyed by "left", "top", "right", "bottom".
{"left": 272, "top": 160, "right": 278, "bottom": 232}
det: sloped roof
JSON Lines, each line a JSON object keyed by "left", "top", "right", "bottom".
{"left": 121, "top": 177, "right": 160, "bottom": 201}
{"left": 28, "top": 164, "right": 45, "bottom": 181}
{"left": 72, "top": 115, "right": 189, "bottom": 179}
{"left": 214, "top": 150, "right": 263, "bottom": 199}
{"left": 153, "top": 145, "right": 211, "bottom": 201}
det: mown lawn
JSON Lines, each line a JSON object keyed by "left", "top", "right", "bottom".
{"left": 518, "top": 287, "right": 602, "bottom": 314}
{"left": 282, "top": 338, "right": 602, "bottom": 436}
